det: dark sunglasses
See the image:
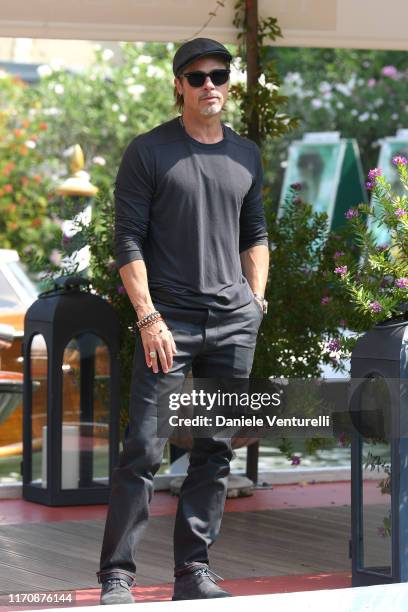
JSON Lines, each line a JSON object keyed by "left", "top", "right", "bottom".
{"left": 181, "top": 69, "right": 230, "bottom": 88}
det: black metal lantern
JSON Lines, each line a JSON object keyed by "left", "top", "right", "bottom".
{"left": 22, "top": 276, "right": 120, "bottom": 505}
{"left": 350, "top": 315, "right": 408, "bottom": 585}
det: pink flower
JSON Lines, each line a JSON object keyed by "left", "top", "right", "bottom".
{"left": 334, "top": 265, "right": 348, "bottom": 277}
{"left": 117, "top": 285, "right": 126, "bottom": 294}
{"left": 395, "top": 208, "right": 406, "bottom": 218}
{"left": 290, "top": 182, "right": 302, "bottom": 191}
{"left": 370, "top": 301, "right": 382, "bottom": 313}
{"left": 328, "top": 338, "right": 341, "bottom": 352}
{"left": 333, "top": 251, "right": 345, "bottom": 259}
{"left": 381, "top": 65, "right": 399, "bottom": 79}
{"left": 368, "top": 167, "right": 382, "bottom": 181}
{"left": 392, "top": 155, "right": 408, "bottom": 166}
{"left": 395, "top": 277, "right": 408, "bottom": 289}
{"left": 345, "top": 208, "right": 359, "bottom": 219}
{"left": 365, "top": 181, "right": 374, "bottom": 191}
{"left": 291, "top": 455, "right": 301, "bottom": 466}
{"left": 321, "top": 296, "right": 331, "bottom": 305}
{"left": 367, "top": 78, "right": 376, "bottom": 88}
{"left": 338, "top": 432, "right": 347, "bottom": 448}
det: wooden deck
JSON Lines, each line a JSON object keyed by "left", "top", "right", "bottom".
{"left": 0, "top": 502, "right": 390, "bottom": 596}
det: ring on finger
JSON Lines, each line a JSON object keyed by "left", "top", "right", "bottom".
{"left": 149, "top": 350, "right": 157, "bottom": 358}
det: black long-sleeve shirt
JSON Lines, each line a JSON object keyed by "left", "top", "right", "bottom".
{"left": 114, "top": 117, "right": 268, "bottom": 310}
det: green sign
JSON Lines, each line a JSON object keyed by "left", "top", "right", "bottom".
{"left": 369, "top": 136, "right": 408, "bottom": 245}
{"left": 279, "top": 134, "right": 367, "bottom": 231}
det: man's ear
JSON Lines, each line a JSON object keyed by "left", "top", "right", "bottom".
{"left": 174, "top": 76, "right": 183, "bottom": 96}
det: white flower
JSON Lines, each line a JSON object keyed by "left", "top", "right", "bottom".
{"left": 351, "top": 109, "right": 358, "bottom": 116}
{"left": 371, "top": 113, "right": 379, "bottom": 121}
{"left": 336, "top": 101, "right": 344, "bottom": 109}
{"left": 38, "top": 64, "right": 52, "bottom": 78}
{"left": 374, "top": 98, "right": 384, "bottom": 108}
{"left": 93, "top": 44, "right": 102, "bottom": 52}
{"left": 112, "top": 103, "right": 119, "bottom": 112}
{"left": 25, "top": 140, "right": 36, "bottom": 149}
{"left": 43, "top": 107, "right": 61, "bottom": 116}
{"left": 147, "top": 65, "right": 164, "bottom": 79}
{"left": 124, "top": 77, "right": 134, "bottom": 85}
{"left": 335, "top": 83, "right": 351, "bottom": 96}
{"left": 132, "top": 66, "right": 140, "bottom": 75}
{"left": 311, "top": 98, "right": 323, "bottom": 109}
{"left": 92, "top": 156, "right": 106, "bottom": 166}
{"left": 166, "top": 42, "right": 175, "bottom": 51}
{"left": 258, "top": 74, "right": 266, "bottom": 86}
{"left": 319, "top": 81, "right": 332, "bottom": 94}
{"left": 128, "top": 84, "right": 145, "bottom": 100}
{"left": 137, "top": 54, "right": 152, "bottom": 64}
{"left": 266, "top": 82, "right": 279, "bottom": 92}
{"left": 392, "top": 113, "right": 399, "bottom": 120}
{"left": 119, "top": 114, "right": 127, "bottom": 123}
{"left": 358, "top": 112, "right": 370, "bottom": 122}
{"left": 284, "top": 72, "right": 304, "bottom": 86}
{"left": 54, "top": 84, "right": 64, "bottom": 95}
{"left": 347, "top": 75, "right": 356, "bottom": 90}
{"left": 102, "top": 48, "right": 114, "bottom": 62}
{"left": 229, "top": 64, "right": 246, "bottom": 85}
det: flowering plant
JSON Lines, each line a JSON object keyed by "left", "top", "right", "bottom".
{"left": 0, "top": 71, "right": 59, "bottom": 266}
{"left": 331, "top": 155, "right": 408, "bottom": 343}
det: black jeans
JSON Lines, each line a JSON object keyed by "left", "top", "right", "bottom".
{"left": 97, "top": 298, "right": 263, "bottom": 585}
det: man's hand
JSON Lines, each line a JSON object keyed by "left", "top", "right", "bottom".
{"left": 0, "top": 339, "right": 12, "bottom": 351}
{"left": 140, "top": 319, "right": 177, "bottom": 374}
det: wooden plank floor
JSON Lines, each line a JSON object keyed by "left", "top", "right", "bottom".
{"left": 0, "top": 505, "right": 389, "bottom": 595}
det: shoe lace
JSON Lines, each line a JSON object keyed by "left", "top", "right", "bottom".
{"left": 104, "top": 578, "right": 130, "bottom": 592}
{"left": 193, "top": 567, "right": 224, "bottom": 583}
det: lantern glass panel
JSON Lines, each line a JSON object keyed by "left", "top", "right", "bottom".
{"left": 61, "top": 332, "right": 110, "bottom": 490}
{"left": 360, "top": 376, "right": 392, "bottom": 575}
{"left": 29, "top": 334, "right": 48, "bottom": 487}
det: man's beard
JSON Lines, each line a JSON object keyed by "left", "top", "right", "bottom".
{"left": 200, "top": 100, "right": 223, "bottom": 116}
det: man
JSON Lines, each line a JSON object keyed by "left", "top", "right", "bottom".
{"left": 97, "top": 37, "right": 269, "bottom": 605}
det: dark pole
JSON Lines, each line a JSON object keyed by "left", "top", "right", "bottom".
{"left": 245, "top": 0, "right": 260, "bottom": 146}
{"left": 245, "top": 0, "right": 260, "bottom": 483}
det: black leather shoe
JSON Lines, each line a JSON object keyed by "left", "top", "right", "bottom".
{"left": 100, "top": 578, "right": 135, "bottom": 605}
{"left": 172, "top": 564, "right": 232, "bottom": 601}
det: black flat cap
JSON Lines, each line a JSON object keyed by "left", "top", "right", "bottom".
{"left": 173, "top": 37, "right": 232, "bottom": 76}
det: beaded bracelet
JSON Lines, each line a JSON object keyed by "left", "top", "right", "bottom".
{"left": 138, "top": 316, "right": 163, "bottom": 331}
{"left": 136, "top": 310, "right": 161, "bottom": 330}
{"left": 131, "top": 316, "right": 165, "bottom": 336}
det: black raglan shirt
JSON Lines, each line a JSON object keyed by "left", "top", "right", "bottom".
{"left": 114, "top": 117, "right": 268, "bottom": 310}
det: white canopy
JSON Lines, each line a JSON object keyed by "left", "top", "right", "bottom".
{"left": 0, "top": 0, "right": 407, "bottom": 50}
